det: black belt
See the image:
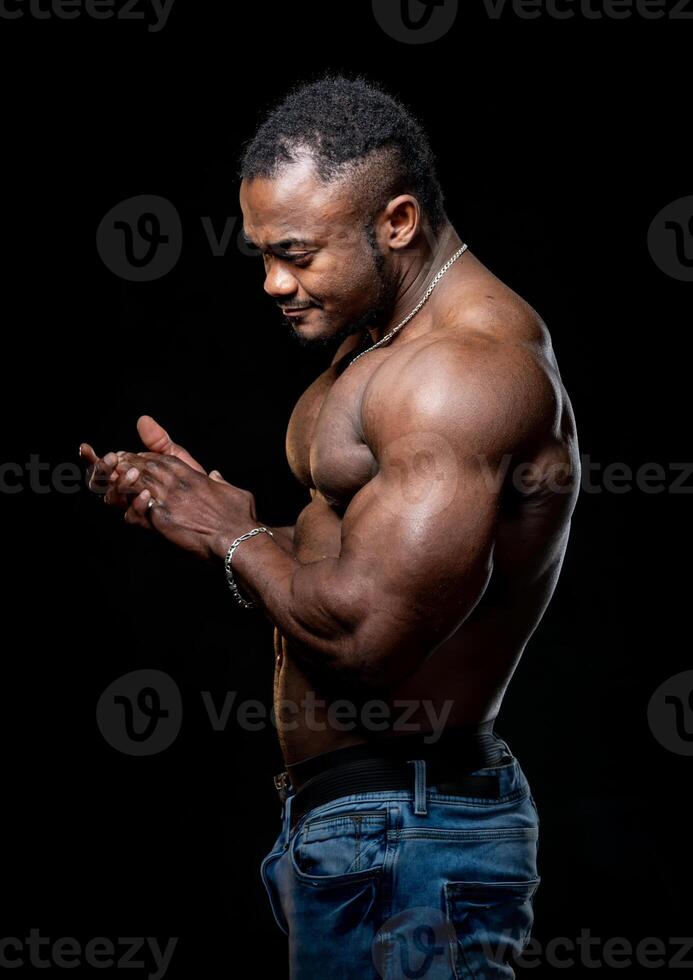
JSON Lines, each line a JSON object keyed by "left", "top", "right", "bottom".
{"left": 273, "top": 724, "right": 506, "bottom": 831}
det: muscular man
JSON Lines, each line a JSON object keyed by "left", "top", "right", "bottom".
{"left": 81, "top": 74, "right": 580, "bottom": 978}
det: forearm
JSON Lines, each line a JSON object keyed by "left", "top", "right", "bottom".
{"left": 211, "top": 525, "right": 361, "bottom": 677}
{"left": 271, "top": 525, "right": 295, "bottom": 553}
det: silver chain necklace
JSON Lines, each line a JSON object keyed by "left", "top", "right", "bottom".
{"left": 346, "top": 242, "right": 468, "bottom": 369}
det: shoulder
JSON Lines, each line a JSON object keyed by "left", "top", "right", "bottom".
{"left": 362, "top": 323, "right": 562, "bottom": 459}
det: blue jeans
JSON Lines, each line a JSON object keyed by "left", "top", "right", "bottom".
{"left": 260, "top": 737, "right": 541, "bottom": 979}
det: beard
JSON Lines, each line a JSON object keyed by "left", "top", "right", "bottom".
{"left": 282, "top": 224, "right": 399, "bottom": 351}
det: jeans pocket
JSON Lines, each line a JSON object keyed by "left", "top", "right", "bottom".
{"left": 260, "top": 849, "right": 290, "bottom": 937}
{"left": 289, "top": 808, "right": 389, "bottom": 887}
{"left": 443, "top": 877, "right": 541, "bottom": 979}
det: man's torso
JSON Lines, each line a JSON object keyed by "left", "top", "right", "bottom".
{"left": 273, "top": 252, "right": 580, "bottom": 765}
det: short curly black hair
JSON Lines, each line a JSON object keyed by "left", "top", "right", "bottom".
{"left": 237, "top": 71, "right": 447, "bottom": 237}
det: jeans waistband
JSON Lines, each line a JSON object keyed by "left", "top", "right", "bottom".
{"left": 283, "top": 720, "right": 502, "bottom": 792}
{"left": 275, "top": 736, "right": 530, "bottom": 839}
{"left": 292, "top": 758, "right": 508, "bottom": 830}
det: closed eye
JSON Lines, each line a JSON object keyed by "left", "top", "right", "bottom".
{"left": 277, "top": 252, "right": 311, "bottom": 265}
{"left": 253, "top": 248, "right": 314, "bottom": 268}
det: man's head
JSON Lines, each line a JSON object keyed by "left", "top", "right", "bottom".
{"left": 237, "top": 72, "right": 448, "bottom": 349}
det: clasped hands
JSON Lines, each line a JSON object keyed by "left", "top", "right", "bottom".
{"left": 79, "top": 414, "right": 258, "bottom": 563}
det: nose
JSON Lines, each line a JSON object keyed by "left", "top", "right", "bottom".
{"left": 263, "top": 259, "right": 299, "bottom": 302}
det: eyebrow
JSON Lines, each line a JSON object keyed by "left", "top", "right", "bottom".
{"left": 242, "top": 231, "right": 314, "bottom": 250}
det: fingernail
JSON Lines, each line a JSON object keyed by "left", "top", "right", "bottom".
{"left": 104, "top": 453, "right": 117, "bottom": 466}
{"left": 78, "top": 445, "right": 83, "bottom": 457}
{"left": 125, "top": 467, "right": 139, "bottom": 483}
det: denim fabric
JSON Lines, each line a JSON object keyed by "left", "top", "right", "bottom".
{"left": 260, "top": 737, "right": 540, "bottom": 979}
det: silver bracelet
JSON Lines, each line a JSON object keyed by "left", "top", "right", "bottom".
{"left": 224, "top": 526, "right": 274, "bottom": 609}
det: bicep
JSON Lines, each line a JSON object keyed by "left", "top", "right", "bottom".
{"left": 335, "top": 426, "right": 500, "bottom": 682}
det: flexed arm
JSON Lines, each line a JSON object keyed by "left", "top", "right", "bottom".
{"left": 107, "top": 338, "right": 557, "bottom": 693}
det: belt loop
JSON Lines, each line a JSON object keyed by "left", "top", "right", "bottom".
{"left": 407, "top": 758, "right": 427, "bottom": 815}
{"left": 274, "top": 769, "right": 293, "bottom": 825}
{"left": 283, "top": 790, "right": 293, "bottom": 830}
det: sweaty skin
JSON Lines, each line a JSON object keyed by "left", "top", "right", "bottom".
{"left": 268, "top": 256, "right": 580, "bottom": 766}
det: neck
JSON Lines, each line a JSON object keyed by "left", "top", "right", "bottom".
{"left": 364, "top": 221, "right": 466, "bottom": 347}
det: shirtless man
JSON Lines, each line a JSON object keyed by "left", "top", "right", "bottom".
{"left": 81, "top": 74, "right": 579, "bottom": 978}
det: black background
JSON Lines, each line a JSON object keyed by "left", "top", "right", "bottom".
{"left": 2, "top": 1, "right": 692, "bottom": 976}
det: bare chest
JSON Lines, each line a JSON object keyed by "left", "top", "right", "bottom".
{"left": 285, "top": 350, "right": 380, "bottom": 510}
